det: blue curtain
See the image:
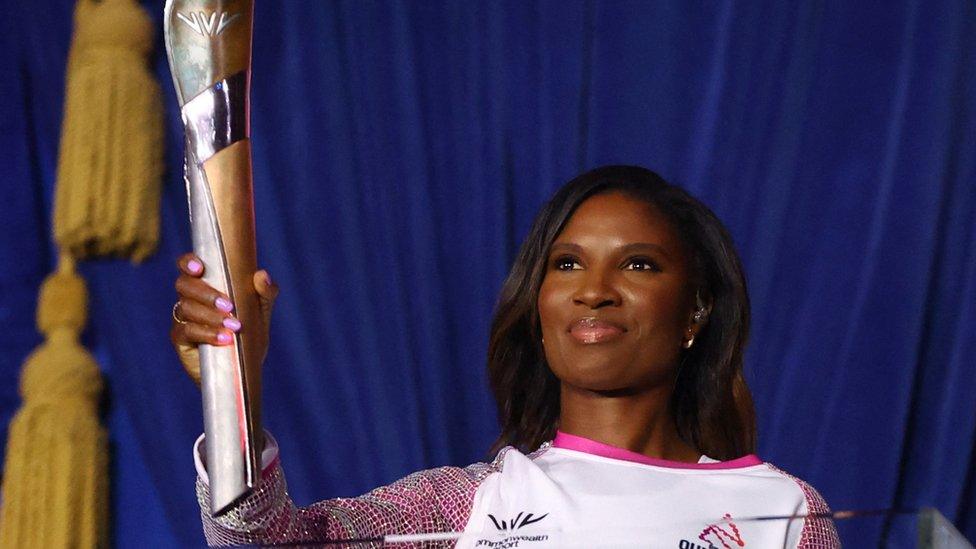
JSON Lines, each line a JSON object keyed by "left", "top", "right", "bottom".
{"left": 2, "top": 1, "right": 974, "bottom": 546}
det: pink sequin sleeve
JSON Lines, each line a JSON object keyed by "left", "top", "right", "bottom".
{"left": 767, "top": 464, "right": 842, "bottom": 548}
{"left": 194, "top": 436, "right": 502, "bottom": 547}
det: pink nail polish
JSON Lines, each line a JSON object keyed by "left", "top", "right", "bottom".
{"left": 188, "top": 260, "right": 202, "bottom": 274}
{"left": 264, "top": 273, "right": 273, "bottom": 286}
{"left": 215, "top": 297, "right": 234, "bottom": 312}
{"left": 217, "top": 331, "right": 233, "bottom": 345}
{"left": 223, "top": 317, "right": 241, "bottom": 332}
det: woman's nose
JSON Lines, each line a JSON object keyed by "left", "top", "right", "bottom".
{"left": 572, "top": 271, "right": 622, "bottom": 309}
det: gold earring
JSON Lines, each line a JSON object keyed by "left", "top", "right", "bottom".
{"left": 683, "top": 336, "right": 695, "bottom": 349}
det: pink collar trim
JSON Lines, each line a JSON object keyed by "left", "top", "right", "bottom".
{"left": 552, "top": 431, "right": 762, "bottom": 470}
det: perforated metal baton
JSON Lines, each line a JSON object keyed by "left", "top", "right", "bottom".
{"left": 163, "top": 0, "right": 262, "bottom": 515}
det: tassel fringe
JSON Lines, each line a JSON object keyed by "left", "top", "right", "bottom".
{"left": 53, "top": 0, "right": 163, "bottom": 262}
{"left": 0, "top": 255, "right": 108, "bottom": 548}
{"left": 2, "top": 1, "right": 163, "bottom": 545}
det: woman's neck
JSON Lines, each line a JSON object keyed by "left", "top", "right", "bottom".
{"left": 557, "top": 382, "right": 701, "bottom": 463}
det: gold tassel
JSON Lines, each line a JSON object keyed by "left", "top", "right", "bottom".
{"left": 0, "top": 254, "right": 108, "bottom": 548}
{"left": 54, "top": 0, "right": 163, "bottom": 262}
{"left": 1, "top": 0, "right": 162, "bottom": 544}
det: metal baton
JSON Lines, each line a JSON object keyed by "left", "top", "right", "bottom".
{"left": 163, "top": 0, "right": 262, "bottom": 515}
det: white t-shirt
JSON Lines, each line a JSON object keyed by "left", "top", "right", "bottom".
{"left": 194, "top": 431, "right": 839, "bottom": 548}
{"left": 460, "top": 431, "right": 824, "bottom": 548}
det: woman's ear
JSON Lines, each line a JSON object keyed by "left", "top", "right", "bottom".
{"left": 694, "top": 290, "right": 713, "bottom": 322}
{"left": 686, "top": 289, "right": 712, "bottom": 340}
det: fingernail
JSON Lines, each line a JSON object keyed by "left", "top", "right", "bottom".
{"left": 264, "top": 272, "right": 273, "bottom": 286}
{"left": 187, "top": 260, "right": 202, "bottom": 274}
{"left": 215, "top": 297, "right": 234, "bottom": 312}
{"left": 216, "top": 331, "right": 233, "bottom": 345}
{"left": 223, "top": 317, "right": 241, "bottom": 332}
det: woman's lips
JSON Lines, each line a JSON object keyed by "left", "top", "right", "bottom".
{"left": 568, "top": 317, "right": 626, "bottom": 344}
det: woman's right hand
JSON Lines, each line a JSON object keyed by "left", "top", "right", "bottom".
{"left": 170, "top": 253, "right": 279, "bottom": 386}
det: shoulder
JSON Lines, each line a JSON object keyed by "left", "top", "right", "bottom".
{"left": 380, "top": 445, "right": 530, "bottom": 498}
{"left": 763, "top": 462, "right": 833, "bottom": 515}
{"left": 763, "top": 462, "right": 842, "bottom": 548}
{"left": 459, "top": 442, "right": 551, "bottom": 479}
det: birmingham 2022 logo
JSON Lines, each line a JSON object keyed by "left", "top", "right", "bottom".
{"left": 475, "top": 512, "right": 550, "bottom": 547}
{"left": 488, "top": 512, "right": 549, "bottom": 532}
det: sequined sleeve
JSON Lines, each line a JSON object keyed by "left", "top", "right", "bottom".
{"left": 194, "top": 438, "right": 503, "bottom": 547}
{"left": 767, "top": 464, "right": 842, "bottom": 548}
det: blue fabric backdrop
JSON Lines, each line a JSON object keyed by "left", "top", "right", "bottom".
{"left": 1, "top": 1, "right": 974, "bottom": 546}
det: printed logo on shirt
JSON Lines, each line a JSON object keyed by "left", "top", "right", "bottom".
{"left": 475, "top": 511, "right": 550, "bottom": 547}
{"left": 679, "top": 513, "right": 746, "bottom": 549}
{"left": 488, "top": 512, "right": 549, "bottom": 532}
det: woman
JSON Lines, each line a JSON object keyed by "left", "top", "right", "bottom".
{"left": 172, "top": 165, "right": 840, "bottom": 547}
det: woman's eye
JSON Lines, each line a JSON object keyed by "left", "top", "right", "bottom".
{"left": 625, "top": 257, "right": 661, "bottom": 272}
{"left": 553, "top": 256, "right": 581, "bottom": 271}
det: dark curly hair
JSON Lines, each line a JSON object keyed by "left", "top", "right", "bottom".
{"left": 487, "top": 165, "right": 755, "bottom": 460}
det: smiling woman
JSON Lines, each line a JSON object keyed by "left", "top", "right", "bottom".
{"left": 488, "top": 167, "right": 754, "bottom": 462}
{"left": 173, "top": 165, "right": 840, "bottom": 547}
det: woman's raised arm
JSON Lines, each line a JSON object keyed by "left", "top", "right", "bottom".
{"left": 194, "top": 435, "right": 501, "bottom": 546}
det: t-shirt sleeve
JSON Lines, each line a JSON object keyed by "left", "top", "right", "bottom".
{"left": 192, "top": 433, "right": 494, "bottom": 547}
{"left": 764, "top": 462, "right": 841, "bottom": 548}
{"left": 789, "top": 475, "right": 841, "bottom": 548}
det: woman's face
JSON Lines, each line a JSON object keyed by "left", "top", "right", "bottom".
{"left": 538, "top": 192, "right": 698, "bottom": 393}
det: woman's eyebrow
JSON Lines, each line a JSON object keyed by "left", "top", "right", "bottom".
{"left": 549, "top": 242, "right": 582, "bottom": 254}
{"left": 618, "top": 242, "right": 672, "bottom": 260}
{"left": 549, "top": 241, "right": 673, "bottom": 261}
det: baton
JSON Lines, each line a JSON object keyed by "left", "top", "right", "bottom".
{"left": 163, "top": 0, "right": 261, "bottom": 515}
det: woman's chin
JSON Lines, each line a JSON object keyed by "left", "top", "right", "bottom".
{"left": 553, "top": 359, "right": 674, "bottom": 395}
{"left": 556, "top": 364, "right": 633, "bottom": 393}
